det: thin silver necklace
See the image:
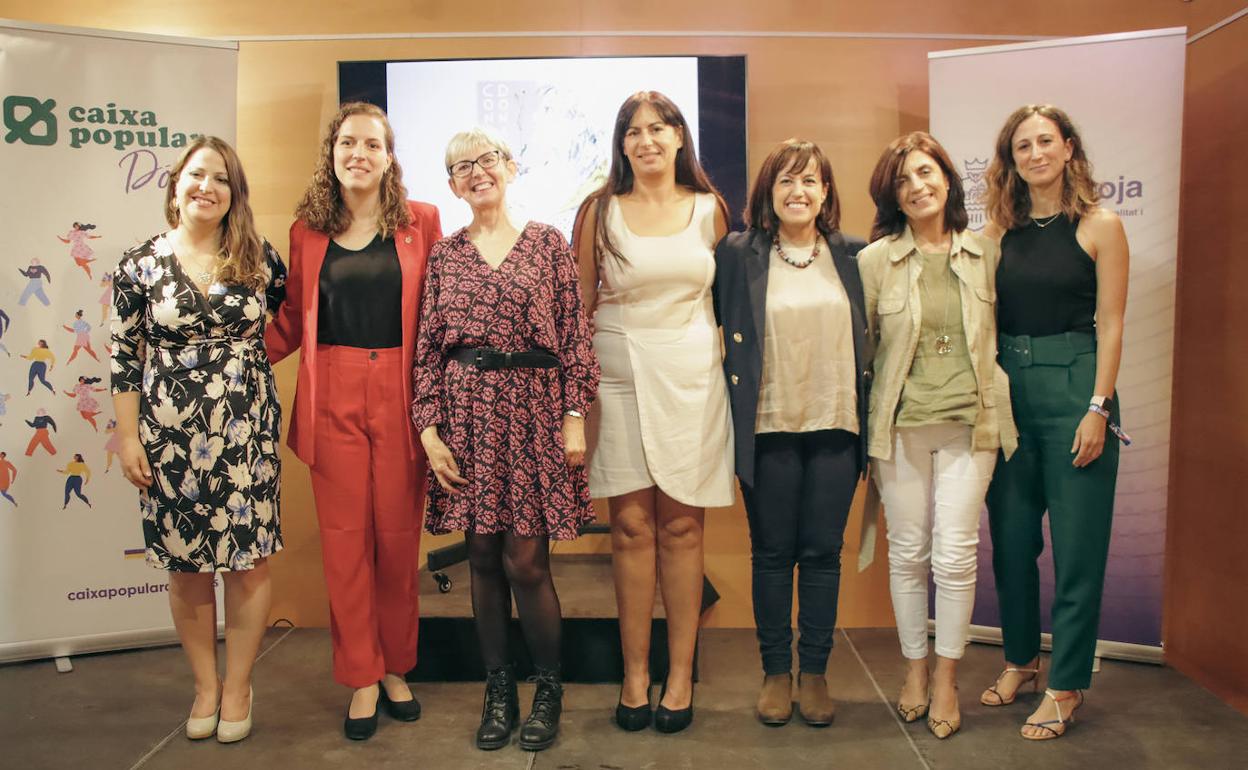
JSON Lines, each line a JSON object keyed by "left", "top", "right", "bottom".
{"left": 1031, "top": 212, "right": 1062, "bottom": 228}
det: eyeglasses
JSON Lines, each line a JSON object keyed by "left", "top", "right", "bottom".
{"left": 448, "top": 150, "right": 505, "bottom": 178}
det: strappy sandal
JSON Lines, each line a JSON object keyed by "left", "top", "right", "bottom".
{"left": 981, "top": 665, "right": 1040, "bottom": 706}
{"left": 1021, "top": 689, "right": 1083, "bottom": 740}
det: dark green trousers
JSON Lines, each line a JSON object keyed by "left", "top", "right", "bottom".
{"left": 987, "top": 332, "right": 1120, "bottom": 691}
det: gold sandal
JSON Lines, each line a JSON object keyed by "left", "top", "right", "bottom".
{"left": 1021, "top": 689, "right": 1083, "bottom": 740}
{"left": 981, "top": 665, "right": 1040, "bottom": 706}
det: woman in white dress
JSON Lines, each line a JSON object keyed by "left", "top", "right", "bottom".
{"left": 574, "top": 90, "right": 732, "bottom": 734}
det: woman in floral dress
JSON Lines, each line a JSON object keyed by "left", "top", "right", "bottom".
{"left": 111, "top": 136, "right": 285, "bottom": 744}
{"left": 413, "top": 127, "right": 598, "bottom": 753}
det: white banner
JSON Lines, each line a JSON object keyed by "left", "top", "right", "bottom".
{"left": 929, "top": 28, "right": 1185, "bottom": 648}
{"left": 0, "top": 20, "right": 238, "bottom": 662}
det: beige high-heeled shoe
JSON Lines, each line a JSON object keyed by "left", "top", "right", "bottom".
{"left": 1021, "top": 689, "right": 1083, "bottom": 740}
{"left": 216, "top": 686, "right": 253, "bottom": 744}
{"left": 185, "top": 707, "right": 219, "bottom": 740}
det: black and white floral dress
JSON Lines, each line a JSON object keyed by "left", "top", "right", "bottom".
{"left": 111, "top": 233, "right": 287, "bottom": 572}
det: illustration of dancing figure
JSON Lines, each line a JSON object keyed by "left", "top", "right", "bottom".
{"left": 64, "top": 309, "right": 99, "bottom": 363}
{"left": 21, "top": 340, "right": 55, "bottom": 395}
{"left": 0, "top": 452, "right": 16, "bottom": 506}
{"left": 59, "top": 454, "right": 92, "bottom": 509}
{"left": 65, "top": 375, "right": 107, "bottom": 430}
{"left": 104, "top": 419, "right": 121, "bottom": 473}
{"left": 99, "top": 272, "right": 114, "bottom": 325}
{"left": 58, "top": 222, "right": 101, "bottom": 279}
{"left": 0, "top": 308, "right": 11, "bottom": 356}
{"left": 25, "top": 408, "right": 57, "bottom": 456}
{"left": 18, "top": 259, "right": 52, "bottom": 307}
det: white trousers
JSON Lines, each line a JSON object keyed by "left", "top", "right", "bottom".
{"left": 874, "top": 423, "right": 996, "bottom": 660}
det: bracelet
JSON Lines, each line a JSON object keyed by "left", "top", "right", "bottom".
{"left": 1087, "top": 403, "right": 1110, "bottom": 419}
{"left": 564, "top": 409, "right": 585, "bottom": 419}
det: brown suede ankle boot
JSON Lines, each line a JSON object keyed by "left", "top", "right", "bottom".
{"left": 798, "top": 673, "right": 835, "bottom": 726}
{"left": 756, "top": 673, "right": 793, "bottom": 725}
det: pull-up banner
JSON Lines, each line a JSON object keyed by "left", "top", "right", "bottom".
{"left": 0, "top": 19, "right": 237, "bottom": 662}
{"left": 930, "top": 28, "right": 1186, "bottom": 653}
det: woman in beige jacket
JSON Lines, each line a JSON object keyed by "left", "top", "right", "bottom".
{"left": 858, "top": 131, "right": 1015, "bottom": 740}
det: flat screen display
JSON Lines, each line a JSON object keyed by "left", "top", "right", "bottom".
{"left": 339, "top": 55, "right": 748, "bottom": 238}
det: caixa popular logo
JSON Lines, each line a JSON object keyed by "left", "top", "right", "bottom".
{"left": 3, "top": 94, "right": 199, "bottom": 150}
{"left": 961, "top": 158, "right": 989, "bottom": 232}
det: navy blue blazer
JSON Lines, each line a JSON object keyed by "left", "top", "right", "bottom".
{"left": 712, "top": 227, "right": 871, "bottom": 489}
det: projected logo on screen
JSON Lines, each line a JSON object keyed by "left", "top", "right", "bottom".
{"left": 961, "top": 158, "right": 989, "bottom": 232}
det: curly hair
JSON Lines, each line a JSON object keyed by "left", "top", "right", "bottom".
{"left": 744, "top": 138, "right": 842, "bottom": 237}
{"left": 294, "top": 102, "right": 411, "bottom": 238}
{"left": 163, "top": 136, "right": 267, "bottom": 290}
{"left": 867, "top": 132, "right": 968, "bottom": 242}
{"left": 572, "top": 91, "right": 727, "bottom": 264}
{"left": 985, "top": 104, "right": 1099, "bottom": 231}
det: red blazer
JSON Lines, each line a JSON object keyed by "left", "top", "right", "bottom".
{"left": 265, "top": 200, "right": 442, "bottom": 466}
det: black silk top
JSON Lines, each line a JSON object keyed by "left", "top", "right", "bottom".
{"left": 317, "top": 234, "right": 403, "bottom": 348}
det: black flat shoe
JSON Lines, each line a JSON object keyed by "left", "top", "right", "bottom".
{"left": 379, "top": 685, "right": 421, "bottom": 722}
{"left": 654, "top": 683, "right": 694, "bottom": 734}
{"left": 344, "top": 709, "right": 378, "bottom": 741}
{"left": 615, "top": 699, "right": 652, "bottom": 731}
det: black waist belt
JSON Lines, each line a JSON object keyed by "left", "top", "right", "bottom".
{"left": 447, "top": 346, "right": 560, "bottom": 371}
{"left": 998, "top": 331, "right": 1096, "bottom": 368}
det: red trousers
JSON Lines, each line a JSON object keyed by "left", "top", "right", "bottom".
{"left": 310, "top": 345, "right": 424, "bottom": 688}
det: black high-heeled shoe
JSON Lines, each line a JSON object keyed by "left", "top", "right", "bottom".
{"left": 615, "top": 684, "right": 653, "bottom": 732}
{"left": 654, "top": 682, "right": 694, "bottom": 734}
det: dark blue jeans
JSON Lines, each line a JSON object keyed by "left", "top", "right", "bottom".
{"left": 741, "top": 429, "right": 858, "bottom": 675}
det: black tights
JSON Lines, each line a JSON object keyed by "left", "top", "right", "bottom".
{"left": 465, "top": 532, "right": 562, "bottom": 671}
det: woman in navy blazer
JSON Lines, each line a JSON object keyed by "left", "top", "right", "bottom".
{"left": 713, "top": 139, "right": 868, "bottom": 727}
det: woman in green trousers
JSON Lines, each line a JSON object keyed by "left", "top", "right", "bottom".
{"left": 980, "top": 104, "right": 1130, "bottom": 741}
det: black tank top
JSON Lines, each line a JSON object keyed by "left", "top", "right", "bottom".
{"left": 317, "top": 234, "right": 403, "bottom": 348}
{"left": 997, "top": 214, "right": 1097, "bottom": 337}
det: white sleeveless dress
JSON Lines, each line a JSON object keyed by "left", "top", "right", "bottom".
{"left": 588, "top": 193, "right": 735, "bottom": 507}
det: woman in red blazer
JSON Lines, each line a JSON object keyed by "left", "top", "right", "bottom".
{"left": 266, "top": 101, "right": 441, "bottom": 741}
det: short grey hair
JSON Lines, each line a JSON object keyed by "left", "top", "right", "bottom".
{"left": 444, "top": 127, "right": 513, "bottom": 172}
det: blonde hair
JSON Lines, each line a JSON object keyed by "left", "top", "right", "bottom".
{"left": 164, "top": 136, "right": 267, "bottom": 290}
{"left": 294, "top": 102, "right": 411, "bottom": 238}
{"left": 444, "top": 126, "right": 513, "bottom": 171}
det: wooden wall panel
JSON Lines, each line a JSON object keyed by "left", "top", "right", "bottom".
{"left": 4, "top": 7, "right": 1246, "bottom": 699}
{"left": 1164, "top": 16, "right": 1248, "bottom": 714}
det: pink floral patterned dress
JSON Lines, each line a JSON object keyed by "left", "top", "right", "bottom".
{"left": 411, "top": 222, "right": 598, "bottom": 539}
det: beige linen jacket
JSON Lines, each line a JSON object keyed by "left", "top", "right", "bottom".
{"left": 857, "top": 226, "right": 1018, "bottom": 462}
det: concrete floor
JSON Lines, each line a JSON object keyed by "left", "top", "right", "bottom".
{"left": 3, "top": 626, "right": 1247, "bottom": 770}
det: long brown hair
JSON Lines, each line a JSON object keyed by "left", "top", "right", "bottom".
{"left": 745, "top": 138, "right": 841, "bottom": 237}
{"left": 867, "top": 131, "right": 968, "bottom": 242}
{"left": 985, "top": 104, "right": 1098, "bottom": 230}
{"left": 572, "top": 91, "right": 728, "bottom": 263}
{"left": 164, "top": 136, "right": 266, "bottom": 289}
{"left": 294, "top": 102, "right": 411, "bottom": 238}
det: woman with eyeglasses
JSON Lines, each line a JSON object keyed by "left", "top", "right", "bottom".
{"left": 412, "top": 127, "right": 598, "bottom": 752}
{"left": 266, "top": 102, "right": 441, "bottom": 741}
